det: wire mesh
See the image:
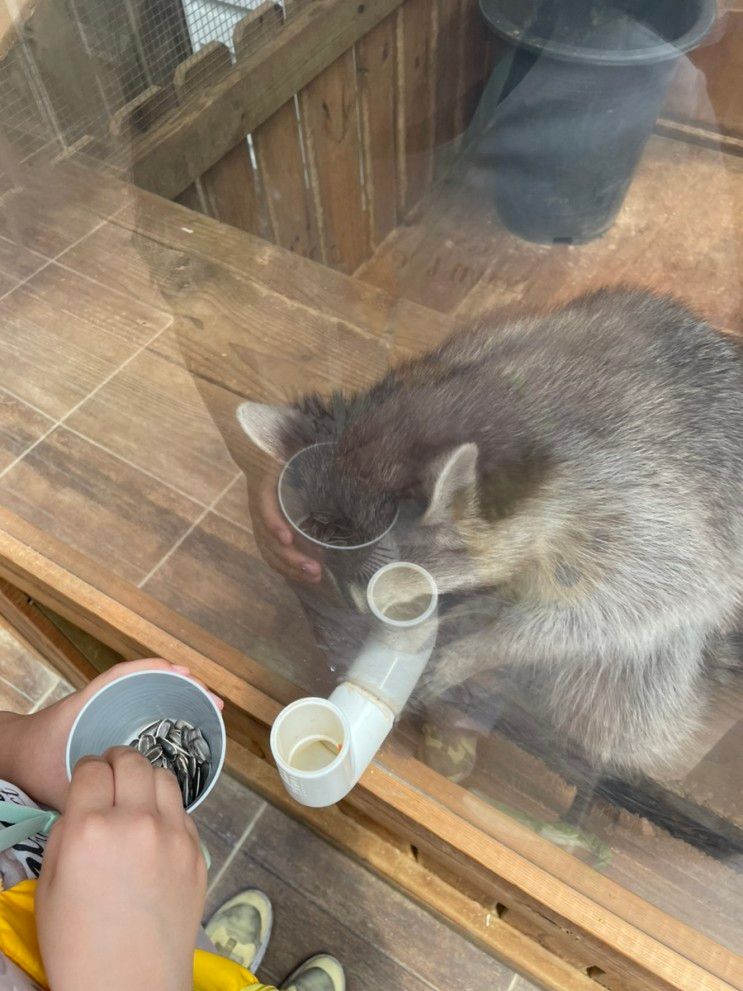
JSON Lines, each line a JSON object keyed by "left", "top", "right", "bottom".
{"left": 0, "top": 0, "right": 297, "bottom": 172}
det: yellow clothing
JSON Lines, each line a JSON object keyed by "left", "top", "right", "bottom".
{"left": 0, "top": 880, "right": 274, "bottom": 991}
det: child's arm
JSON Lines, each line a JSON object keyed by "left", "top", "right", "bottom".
{"left": 0, "top": 708, "right": 24, "bottom": 786}
{"left": 0, "top": 659, "right": 223, "bottom": 811}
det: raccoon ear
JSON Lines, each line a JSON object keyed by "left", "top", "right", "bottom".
{"left": 423, "top": 443, "right": 479, "bottom": 524}
{"left": 236, "top": 401, "right": 306, "bottom": 463}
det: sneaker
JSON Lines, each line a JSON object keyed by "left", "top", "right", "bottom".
{"left": 419, "top": 722, "right": 478, "bottom": 783}
{"left": 205, "top": 889, "right": 273, "bottom": 972}
{"left": 280, "top": 954, "right": 346, "bottom": 991}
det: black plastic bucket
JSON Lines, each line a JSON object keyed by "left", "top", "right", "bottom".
{"left": 476, "top": 0, "right": 716, "bottom": 244}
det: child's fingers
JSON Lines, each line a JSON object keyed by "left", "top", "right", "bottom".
{"left": 154, "top": 766, "right": 188, "bottom": 823}
{"left": 258, "top": 538, "right": 322, "bottom": 583}
{"left": 107, "top": 747, "right": 158, "bottom": 812}
{"left": 257, "top": 474, "right": 292, "bottom": 545}
{"left": 66, "top": 756, "right": 115, "bottom": 817}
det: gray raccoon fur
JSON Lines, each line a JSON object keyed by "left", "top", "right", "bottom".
{"left": 238, "top": 289, "right": 743, "bottom": 775}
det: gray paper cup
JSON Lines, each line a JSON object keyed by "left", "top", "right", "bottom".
{"left": 65, "top": 670, "right": 226, "bottom": 813}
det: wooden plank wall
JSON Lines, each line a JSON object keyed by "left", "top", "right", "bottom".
{"left": 109, "top": 0, "right": 493, "bottom": 274}
{"left": 658, "top": 1, "right": 743, "bottom": 156}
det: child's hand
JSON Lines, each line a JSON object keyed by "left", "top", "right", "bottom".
{"left": 36, "top": 747, "right": 206, "bottom": 991}
{"left": 249, "top": 469, "right": 322, "bottom": 584}
{"left": 3, "top": 658, "right": 223, "bottom": 812}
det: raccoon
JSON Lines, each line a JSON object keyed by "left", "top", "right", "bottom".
{"left": 237, "top": 289, "right": 743, "bottom": 775}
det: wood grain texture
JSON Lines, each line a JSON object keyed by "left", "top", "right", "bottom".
{"left": 66, "top": 334, "right": 240, "bottom": 505}
{"left": 232, "top": 0, "right": 283, "bottom": 57}
{"left": 244, "top": 801, "right": 517, "bottom": 989}
{"left": 0, "top": 390, "right": 52, "bottom": 471}
{"left": 141, "top": 511, "right": 326, "bottom": 691}
{"left": 0, "top": 262, "right": 167, "bottom": 418}
{"left": 35, "top": 599, "right": 123, "bottom": 679}
{"left": 206, "top": 842, "right": 443, "bottom": 990}
{"left": 174, "top": 181, "right": 207, "bottom": 214}
{"left": 358, "top": 161, "right": 498, "bottom": 314}
{"left": 0, "top": 673, "right": 33, "bottom": 713}
{"left": 0, "top": 487, "right": 739, "bottom": 989}
{"left": 680, "top": 718, "right": 743, "bottom": 829}
{"left": 454, "top": 136, "right": 743, "bottom": 338}
{"left": 0, "top": 184, "right": 107, "bottom": 258}
{"left": 455, "top": 0, "right": 492, "bottom": 136}
{"left": 396, "top": 0, "right": 438, "bottom": 214}
{"left": 0, "top": 155, "right": 739, "bottom": 988}
{"left": 0, "top": 427, "right": 203, "bottom": 585}
{"left": 19, "top": 0, "right": 107, "bottom": 142}
{"left": 352, "top": 772, "right": 740, "bottom": 991}
{"left": 663, "top": 10, "right": 743, "bottom": 140}
{"left": 0, "top": 233, "right": 46, "bottom": 282}
{"left": 131, "top": 0, "right": 408, "bottom": 199}
{"left": 433, "top": 0, "right": 466, "bottom": 176}
{"left": 191, "top": 72, "right": 262, "bottom": 229}
{"left": 224, "top": 739, "right": 685, "bottom": 991}
{"left": 300, "top": 50, "right": 367, "bottom": 272}
{"left": 212, "top": 474, "right": 249, "bottom": 529}
{"left": 104, "top": 168, "right": 451, "bottom": 346}
{"left": 0, "top": 501, "right": 296, "bottom": 709}
{"left": 655, "top": 118, "right": 743, "bottom": 159}
{"left": 356, "top": 13, "right": 399, "bottom": 250}
{"left": 58, "top": 221, "right": 173, "bottom": 311}
{"left": 191, "top": 770, "right": 265, "bottom": 848}
{"left": 0, "top": 602, "right": 58, "bottom": 700}
{"left": 252, "top": 99, "right": 320, "bottom": 257}
{"left": 110, "top": 84, "right": 177, "bottom": 139}
{"left": 0, "top": 579, "right": 99, "bottom": 689}
{"left": 174, "top": 41, "right": 264, "bottom": 235}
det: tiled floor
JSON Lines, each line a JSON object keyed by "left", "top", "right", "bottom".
{"left": 0, "top": 619, "right": 537, "bottom": 991}
{"left": 0, "top": 616, "right": 72, "bottom": 713}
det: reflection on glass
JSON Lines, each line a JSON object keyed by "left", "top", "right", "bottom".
{"left": 0, "top": 0, "right": 742, "bottom": 968}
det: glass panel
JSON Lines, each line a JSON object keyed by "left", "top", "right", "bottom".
{"left": 1, "top": 0, "right": 741, "bottom": 968}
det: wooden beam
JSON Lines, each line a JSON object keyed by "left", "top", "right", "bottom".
{"left": 655, "top": 117, "right": 743, "bottom": 159}
{"left": 127, "top": 0, "right": 408, "bottom": 199}
{"left": 0, "top": 504, "right": 738, "bottom": 990}
{"left": 224, "top": 738, "right": 599, "bottom": 991}
{"left": 0, "top": 579, "right": 99, "bottom": 689}
{"left": 0, "top": 505, "right": 297, "bottom": 714}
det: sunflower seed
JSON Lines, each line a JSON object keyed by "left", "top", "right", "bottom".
{"left": 192, "top": 738, "right": 210, "bottom": 763}
{"left": 130, "top": 716, "right": 213, "bottom": 808}
{"left": 161, "top": 737, "right": 188, "bottom": 758}
{"left": 137, "top": 734, "right": 156, "bottom": 755}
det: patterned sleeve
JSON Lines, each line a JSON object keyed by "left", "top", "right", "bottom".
{"left": 0, "top": 782, "right": 48, "bottom": 890}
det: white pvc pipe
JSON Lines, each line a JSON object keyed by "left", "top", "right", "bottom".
{"left": 271, "top": 562, "right": 438, "bottom": 807}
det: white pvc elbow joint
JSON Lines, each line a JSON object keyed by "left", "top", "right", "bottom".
{"left": 270, "top": 562, "right": 438, "bottom": 807}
